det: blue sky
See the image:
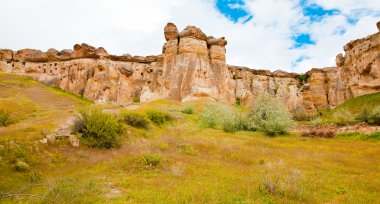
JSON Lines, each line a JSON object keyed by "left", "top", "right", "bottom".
{"left": 213, "top": 0, "right": 380, "bottom": 71}
{"left": 0, "top": 0, "right": 379, "bottom": 72}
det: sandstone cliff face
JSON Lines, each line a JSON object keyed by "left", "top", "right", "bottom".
{"left": 336, "top": 25, "right": 380, "bottom": 99}
{"left": 1, "top": 22, "right": 379, "bottom": 112}
{"left": 161, "top": 24, "right": 234, "bottom": 102}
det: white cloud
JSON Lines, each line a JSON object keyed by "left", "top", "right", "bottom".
{"left": 0, "top": 0, "right": 379, "bottom": 73}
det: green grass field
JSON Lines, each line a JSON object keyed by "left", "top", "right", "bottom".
{"left": 0, "top": 73, "right": 379, "bottom": 203}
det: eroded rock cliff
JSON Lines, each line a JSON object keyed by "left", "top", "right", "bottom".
{"left": 1, "top": 22, "right": 379, "bottom": 113}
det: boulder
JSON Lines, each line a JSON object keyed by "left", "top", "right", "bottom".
{"left": 377, "top": 21, "right": 380, "bottom": 32}
{"left": 96, "top": 47, "right": 109, "bottom": 58}
{"left": 46, "top": 48, "right": 60, "bottom": 61}
{"left": 336, "top": 53, "right": 345, "bottom": 67}
{"left": 72, "top": 43, "right": 97, "bottom": 58}
{"left": 14, "top": 49, "right": 48, "bottom": 62}
{"left": 0, "top": 49, "right": 13, "bottom": 61}
{"left": 179, "top": 25, "right": 207, "bottom": 41}
{"left": 46, "top": 134, "right": 56, "bottom": 144}
{"left": 207, "top": 36, "right": 227, "bottom": 46}
{"left": 69, "top": 135, "right": 80, "bottom": 147}
{"left": 164, "top": 23, "right": 179, "bottom": 41}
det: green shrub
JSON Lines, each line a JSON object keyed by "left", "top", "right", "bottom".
{"left": 146, "top": 110, "right": 172, "bottom": 126}
{"left": 75, "top": 108, "right": 123, "bottom": 149}
{"left": 15, "top": 160, "right": 29, "bottom": 172}
{"left": 177, "top": 144, "right": 196, "bottom": 155}
{"left": 356, "top": 106, "right": 380, "bottom": 125}
{"left": 291, "top": 106, "right": 316, "bottom": 121}
{"left": 133, "top": 97, "right": 140, "bottom": 103}
{"left": 331, "top": 109, "right": 355, "bottom": 125}
{"left": 181, "top": 107, "right": 194, "bottom": 114}
{"left": 121, "top": 111, "right": 150, "bottom": 129}
{"left": 295, "top": 74, "right": 309, "bottom": 85}
{"left": 249, "top": 94, "right": 294, "bottom": 136}
{"left": 0, "top": 108, "right": 13, "bottom": 127}
{"left": 28, "top": 171, "right": 43, "bottom": 182}
{"left": 142, "top": 154, "right": 160, "bottom": 167}
{"left": 200, "top": 102, "right": 254, "bottom": 133}
{"left": 236, "top": 97, "right": 241, "bottom": 106}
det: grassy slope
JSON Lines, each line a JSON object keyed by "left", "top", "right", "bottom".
{"left": 0, "top": 74, "right": 379, "bottom": 203}
{"left": 334, "top": 93, "right": 380, "bottom": 114}
{"left": 320, "top": 93, "right": 380, "bottom": 119}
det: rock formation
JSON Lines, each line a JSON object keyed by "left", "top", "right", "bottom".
{"left": 335, "top": 26, "right": 380, "bottom": 99}
{"left": 1, "top": 21, "right": 379, "bottom": 113}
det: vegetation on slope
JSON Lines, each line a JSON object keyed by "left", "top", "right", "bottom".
{"left": 0, "top": 74, "right": 379, "bottom": 203}
{"left": 315, "top": 93, "right": 380, "bottom": 125}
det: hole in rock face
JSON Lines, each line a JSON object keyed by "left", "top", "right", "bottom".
{"left": 141, "top": 73, "right": 144, "bottom": 76}
{"left": 54, "top": 63, "right": 57, "bottom": 66}
{"left": 43, "top": 69, "right": 46, "bottom": 73}
{"left": 22, "top": 62, "right": 26, "bottom": 66}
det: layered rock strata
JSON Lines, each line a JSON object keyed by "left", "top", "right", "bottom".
{"left": 1, "top": 22, "right": 379, "bottom": 113}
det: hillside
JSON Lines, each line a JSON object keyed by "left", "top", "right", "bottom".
{"left": 316, "top": 93, "right": 380, "bottom": 125}
{"left": 330, "top": 93, "right": 380, "bottom": 115}
{"left": 0, "top": 74, "right": 379, "bottom": 203}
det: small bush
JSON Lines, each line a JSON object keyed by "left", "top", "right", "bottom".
{"left": 133, "top": 97, "right": 140, "bottom": 103}
{"left": 249, "top": 94, "right": 294, "bottom": 136}
{"left": 181, "top": 107, "right": 194, "bottom": 114}
{"left": 177, "top": 144, "right": 196, "bottom": 155}
{"left": 200, "top": 102, "right": 253, "bottom": 133}
{"left": 332, "top": 109, "right": 355, "bottom": 125}
{"left": 142, "top": 154, "right": 160, "bottom": 167}
{"left": 236, "top": 97, "right": 241, "bottom": 106}
{"left": 356, "top": 106, "right": 380, "bottom": 125}
{"left": 75, "top": 108, "right": 123, "bottom": 149}
{"left": 28, "top": 171, "right": 43, "bottom": 182}
{"left": 146, "top": 110, "right": 172, "bottom": 126}
{"left": 0, "top": 108, "right": 13, "bottom": 127}
{"left": 15, "top": 160, "right": 29, "bottom": 172}
{"left": 121, "top": 111, "right": 150, "bottom": 129}
{"left": 292, "top": 106, "right": 316, "bottom": 121}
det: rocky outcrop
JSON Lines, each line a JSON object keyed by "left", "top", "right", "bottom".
{"left": 160, "top": 23, "right": 234, "bottom": 102}
{"left": 335, "top": 21, "right": 380, "bottom": 99}
{"left": 0, "top": 22, "right": 379, "bottom": 113}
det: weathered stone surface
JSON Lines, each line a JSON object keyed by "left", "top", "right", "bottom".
{"left": 272, "top": 70, "right": 299, "bottom": 78}
{"left": 377, "top": 21, "right": 380, "bottom": 32}
{"left": 179, "top": 37, "right": 208, "bottom": 56}
{"left": 14, "top": 49, "right": 48, "bottom": 62}
{"left": 209, "top": 45, "right": 226, "bottom": 61}
{"left": 336, "top": 53, "right": 345, "bottom": 67}
{"left": 164, "top": 23, "right": 179, "bottom": 41}
{"left": 0, "top": 22, "right": 379, "bottom": 113}
{"left": 179, "top": 26, "right": 207, "bottom": 41}
{"left": 72, "top": 43, "right": 97, "bottom": 59}
{"left": 207, "top": 36, "right": 227, "bottom": 46}
{"left": 336, "top": 22, "right": 380, "bottom": 99}
{"left": 0, "top": 49, "right": 13, "bottom": 61}
{"left": 96, "top": 47, "right": 109, "bottom": 58}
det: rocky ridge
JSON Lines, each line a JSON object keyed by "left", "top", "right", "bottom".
{"left": 1, "top": 22, "right": 379, "bottom": 113}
